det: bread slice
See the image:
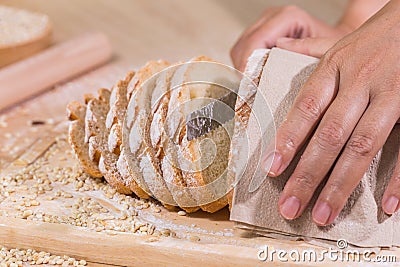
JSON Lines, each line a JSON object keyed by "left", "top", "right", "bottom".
{"left": 163, "top": 56, "right": 234, "bottom": 212}
{"left": 227, "top": 49, "right": 270, "bottom": 208}
{"left": 118, "top": 63, "right": 161, "bottom": 199}
{"left": 183, "top": 119, "right": 234, "bottom": 213}
{"left": 85, "top": 88, "right": 131, "bottom": 194}
{"left": 148, "top": 66, "right": 200, "bottom": 212}
{"left": 122, "top": 60, "right": 178, "bottom": 206}
{"left": 0, "top": 5, "right": 52, "bottom": 67}
{"left": 106, "top": 71, "right": 149, "bottom": 199}
{"left": 67, "top": 100, "right": 102, "bottom": 178}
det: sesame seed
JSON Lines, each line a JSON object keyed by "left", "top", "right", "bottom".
{"left": 177, "top": 211, "right": 187, "bottom": 216}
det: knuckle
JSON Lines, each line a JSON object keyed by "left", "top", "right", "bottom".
{"left": 346, "top": 132, "right": 376, "bottom": 157}
{"left": 295, "top": 94, "right": 322, "bottom": 121}
{"left": 393, "top": 174, "right": 400, "bottom": 184}
{"left": 324, "top": 181, "right": 345, "bottom": 201}
{"left": 316, "top": 119, "right": 345, "bottom": 151}
{"left": 277, "top": 129, "right": 300, "bottom": 153}
{"left": 348, "top": 62, "right": 380, "bottom": 89}
{"left": 322, "top": 48, "right": 337, "bottom": 64}
{"left": 381, "top": 75, "right": 400, "bottom": 96}
{"left": 358, "top": 61, "right": 378, "bottom": 78}
{"left": 321, "top": 43, "right": 347, "bottom": 70}
{"left": 291, "top": 171, "right": 317, "bottom": 193}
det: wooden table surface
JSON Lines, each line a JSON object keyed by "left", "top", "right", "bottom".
{"left": 0, "top": 1, "right": 356, "bottom": 266}
{"left": 1, "top": 0, "right": 346, "bottom": 66}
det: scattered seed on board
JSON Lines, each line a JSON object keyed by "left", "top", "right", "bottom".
{"left": 0, "top": 246, "right": 87, "bottom": 266}
{"left": 177, "top": 211, "right": 187, "bottom": 216}
{"left": 0, "top": 138, "right": 171, "bottom": 243}
{"left": 189, "top": 235, "right": 201, "bottom": 242}
{"left": 152, "top": 207, "right": 161, "bottom": 213}
{"left": 22, "top": 210, "right": 33, "bottom": 219}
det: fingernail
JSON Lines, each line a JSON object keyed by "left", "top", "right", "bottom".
{"left": 384, "top": 196, "right": 399, "bottom": 215}
{"left": 263, "top": 152, "right": 282, "bottom": 177}
{"left": 280, "top": 196, "right": 301, "bottom": 220}
{"left": 313, "top": 202, "right": 332, "bottom": 225}
{"left": 277, "top": 37, "right": 294, "bottom": 44}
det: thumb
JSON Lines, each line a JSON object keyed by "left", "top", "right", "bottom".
{"left": 276, "top": 37, "right": 339, "bottom": 58}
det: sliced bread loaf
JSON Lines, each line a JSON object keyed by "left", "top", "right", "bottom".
{"left": 68, "top": 55, "right": 258, "bottom": 213}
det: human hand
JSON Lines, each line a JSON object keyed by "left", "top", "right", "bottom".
{"left": 276, "top": 36, "right": 339, "bottom": 58}
{"left": 230, "top": 5, "right": 350, "bottom": 71}
{"left": 262, "top": 0, "right": 400, "bottom": 225}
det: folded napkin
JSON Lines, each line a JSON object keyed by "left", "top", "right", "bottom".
{"left": 229, "top": 48, "right": 400, "bottom": 247}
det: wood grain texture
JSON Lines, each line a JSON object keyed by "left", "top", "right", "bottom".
{"left": 0, "top": 217, "right": 261, "bottom": 267}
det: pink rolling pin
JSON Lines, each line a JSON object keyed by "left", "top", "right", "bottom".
{"left": 0, "top": 32, "right": 112, "bottom": 111}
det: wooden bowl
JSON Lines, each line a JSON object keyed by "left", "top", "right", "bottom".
{"left": 0, "top": 5, "right": 52, "bottom": 68}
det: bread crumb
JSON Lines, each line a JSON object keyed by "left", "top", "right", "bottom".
{"left": 28, "top": 120, "right": 46, "bottom": 126}
{"left": 152, "top": 207, "right": 161, "bottom": 213}
{"left": 189, "top": 235, "right": 200, "bottom": 242}
{"left": 177, "top": 210, "right": 187, "bottom": 216}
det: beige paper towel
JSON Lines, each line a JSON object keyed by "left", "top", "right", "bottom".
{"left": 229, "top": 48, "right": 400, "bottom": 247}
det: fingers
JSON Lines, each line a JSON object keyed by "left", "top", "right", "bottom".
{"left": 312, "top": 95, "right": 400, "bottom": 225}
{"left": 276, "top": 37, "right": 339, "bottom": 58}
{"left": 231, "top": 21, "right": 291, "bottom": 71}
{"left": 262, "top": 59, "right": 339, "bottom": 177}
{"left": 231, "top": 6, "right": 310, "bottom": 72}
{"left": 382, "top": 148, "right": 400, "bottom": 214}
{"left": 277, "top": 90, "right": 369, "bottom": 220}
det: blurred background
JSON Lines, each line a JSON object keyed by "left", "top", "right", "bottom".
{"left": 0, "top": 0, "right": 347, "bottom": 65}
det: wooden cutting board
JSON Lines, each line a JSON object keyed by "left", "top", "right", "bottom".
{"left": 0, "top": 64, "right": 398, "bottom": 267}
